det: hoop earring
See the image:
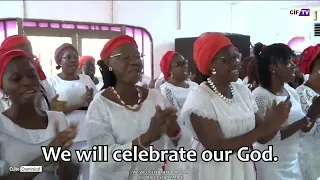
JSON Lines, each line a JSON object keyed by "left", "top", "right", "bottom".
{"left": 318, "top": 70, "right": 320, "bottom": 74}
{"left": 170, "top": 73, "right": 173, "bottom": 78}
{"left": 109, "top": 67, "right": 112, "bottom": 71}
{"left": 212, "top": 68, "right": 217, "bottom": 75}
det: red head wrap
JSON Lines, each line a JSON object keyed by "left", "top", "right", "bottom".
{"left": 54, "top": 43, "right": 78, "bottom": 65}
{"left": 0, "top": 35, "right": 46, "bottom": 81}
{"left": 79, "top": 56, "right": 95, "bottom": 68}
{"left": 100, "top": 35, "right": 137, "bottom": 60}
{"left": 0, "top": 35, "right": 30, "bottom": 50}
{"left": 300, "top": 45, "right": 320, "bottom": 74}
{"left": 160, "top": 51, "right": 179, "bottom": 79}
{"left": 292, "top": 58, "right": 299, "bottom": 65}
{"left": 193, "top": 33, "right": 232, "bottom": 75}
{"left": 0, "top": 49, "right": 33, "bottom": 88}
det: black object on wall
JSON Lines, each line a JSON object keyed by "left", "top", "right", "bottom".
{"left": 175, "top": 33, "right": 250, "bottom": 84}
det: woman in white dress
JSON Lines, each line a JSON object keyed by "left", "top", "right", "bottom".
{"left": 0, "top": 35, "right": 57, "bottom": 112}
{"left": 0, "top": 49, "right": 78, "bottom": 180}
{"left": 181, "top": 32, "right": 291, "bottom": 180}
{"left": 48, "top": 43, "right": 97, "bottom": 180}
{"left": 159, "top": 51, "right": 198, "bottom": 112}
{"left": 296, "top": 44, "right": 320, "bottom": 180}
{"left": 252, "top": 43, "right": 320, "bottom": 180}
{"left": 86, "top": 35, "right": 192, "bottom": 180}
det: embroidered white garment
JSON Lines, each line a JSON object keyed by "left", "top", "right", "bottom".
{"left": 160, "top": 81, "right": 198, "bottom": 112}
{"left": 86, "top": 89, "right": 192, "bottom": 180}
{"left": 252, "top": 84, "right": 305, "bottom": 180}
{"left": 181, "top": 82, "right": 257, "bottom": 180}
{"left": 48, "top": 74, "right": 97, "bottom": 142}
{"left": 296, "top": 84, "right": 320, "bottom": 180}
{"left": 0, "top": 111, "right": 67, "bottom": 179}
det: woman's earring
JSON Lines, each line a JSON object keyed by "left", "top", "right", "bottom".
{"left": 170, "top": 73, "right": 173, "bottom": 78}
{"left": 318, "top": 69, "right": 320, "bottom": 74}
{"left": 109, "top": 67, "right": 112, "bottom": 71}
{"left": 212, "top": 68, "right": 217, "bottom": 75}
{"left": 272, "top": 71, "right": 275, "bottom": 73}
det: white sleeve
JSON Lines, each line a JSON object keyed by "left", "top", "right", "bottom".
{"left": 252, "top": 90, "right": 281, "bottom": 142}
{"left": 296, "top": 86, "right": 318, "bottom": 136}
{"left": 182, "top": 88, "right": 217, "bottom": 121}
{"left": 86, "top": 98, "right": 132, "bottom": 180}
{"left": 296, "top": 87, "right": 314, "bottom": 114}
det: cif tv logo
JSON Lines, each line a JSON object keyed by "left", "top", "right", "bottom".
{"left": 289, "top": 9, "right": 310, "bottom": 16}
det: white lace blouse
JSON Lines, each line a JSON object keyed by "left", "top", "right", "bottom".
{"left": 181, "top": 82, "right": 257, "bottom": 180}
{"left": 0, "top": 111, "right": 68, "bottom": 179}
{"left": 86, "top": 89, "right": 192, "bottom": 180}
{"left": 160, "top": 81, "right": 198, "bottom": 112}
{"left": 252, "top": 84, "right": 305, "bottom": 180}
{"left": 296, "top": 84, "right": 320, "bottom": 180}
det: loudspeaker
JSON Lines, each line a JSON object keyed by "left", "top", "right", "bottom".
{"left": 175, "top": 33, "right": 250, "bottom": 84}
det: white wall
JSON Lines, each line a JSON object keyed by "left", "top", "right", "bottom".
{"left": 0, "top": 1, "right": 309, "bottom": 77}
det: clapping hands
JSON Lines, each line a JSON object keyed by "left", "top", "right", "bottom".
{"left": 48, "top": 121, "right": 78, "bottom": 150}
{"left": 146, "top": 106, "right": 179, "bottom": 142}
{"left": 261, "top": 96, "right": 291, "bottom": 135}
{"left": 80, "top": 86, "right": 94, "bottom": 106}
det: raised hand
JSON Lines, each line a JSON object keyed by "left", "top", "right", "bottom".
{"left": 261, "top": 96, "right": 291, "bottom": 135}
{"left": 48, "top": 121, "right": 78, "bottom": 149}
{"left": 80, "top": 86, "right": 92, "bottom": 106}
{"left": 148, "top": 79, "right": 157, "bottom": 89}
{"left": 162, "top": 108, "right": 179, "bottom": 137}
{"left": 145, "top": 106, "right": 167, "bottom": 142}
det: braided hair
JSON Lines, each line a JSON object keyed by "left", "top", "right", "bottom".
{"left": 254, "top": 42, "right": 294, "bottom": 89}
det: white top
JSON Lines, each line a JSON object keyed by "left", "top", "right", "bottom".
{"left": 160, "top": 81, "right": 198, "bottom": 112}
{"left": 86, "top": 89, "right": 192, "bottom": 180}
{"left": 0, "top": 111, "right": 68, "bottom": 179}
{"left": 155, "top": 78, "right": 166, "bottom": 89}
{"left": 39, "top": 79, "right": 57, "bottom": 111}
{"left": 181, "top": 82, "right": 257, "bottom": 180}
{"left": 252, "top": 84, "right": 305, "bottom": 180}
{"left": 303, "top": 74, "right": 309, "bottom": 82}
{"left": 0, "top": 98, "right": 10, "bottom": 113}
{"left": 296, "top": 84, "right": 320, "bottom": 180}
{"left": 236, "top": 78, "right": 244, "bottom": 84}
{"left": 48, "top": 74, "right": 97, "bottom": 142}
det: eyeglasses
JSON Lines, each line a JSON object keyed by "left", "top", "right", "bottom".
{"left": 109, "top": 53, "right": 144, "bottom": 60}
{"left": 62, "top": 55, "right": 79, "bottom": 61}
{"left": 173, "top": 59, "right": 188, "bottom": 67}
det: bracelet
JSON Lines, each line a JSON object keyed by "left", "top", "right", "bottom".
{"left": 138, "top": 136, "right": 147, "bottom": 149}
{"left": 305, "top": 116, "right": 312, "bottom": 127}
{"left": 169, "top": 128, "right": 181, "bottom": 140}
